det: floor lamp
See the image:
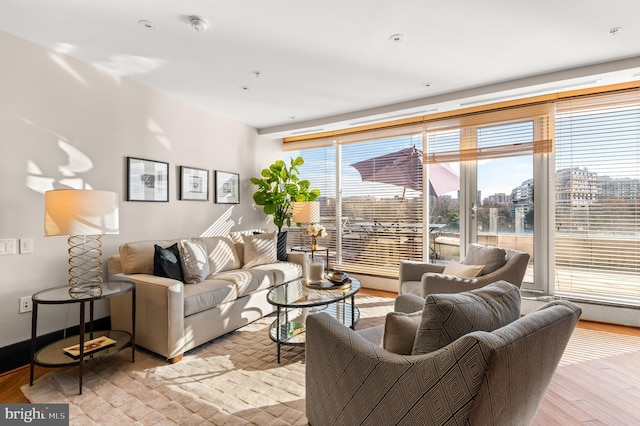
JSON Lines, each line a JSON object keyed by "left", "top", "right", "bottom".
{"left": 44, "top": 189, "right": 119, "bottom": 295}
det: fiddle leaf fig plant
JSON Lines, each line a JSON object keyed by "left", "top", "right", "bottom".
{"left": 250, "top": 156, "right": 321, "bottom": 232}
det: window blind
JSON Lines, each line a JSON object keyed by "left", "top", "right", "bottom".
{"left": 555, "top": 89, "right": 640, "bottom": 305}
{"left": 335, "top": 129, "right": 424, "bottom": 276}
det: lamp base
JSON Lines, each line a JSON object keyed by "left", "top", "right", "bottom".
{"left": 68, "top": 234, "right": 104, "bottom": 296}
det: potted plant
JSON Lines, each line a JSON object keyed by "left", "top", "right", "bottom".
{"left": 251, "top": 156, "right": 320, "bottom": 258}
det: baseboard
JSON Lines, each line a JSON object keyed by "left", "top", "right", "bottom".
{"left": 0, "top": 317, "right": 111, "bottom": 375}
{"left": 521, "top": 294, "right": 640, "bottom": 327}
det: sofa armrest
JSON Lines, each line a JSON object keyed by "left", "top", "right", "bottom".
{"left": 109, "top": 274, "right": 185, "bottom": 361}
{"left": 398, "top": 260, "right": 445, "bottom": 293}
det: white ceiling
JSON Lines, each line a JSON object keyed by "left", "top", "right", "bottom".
{"left": 2, "top": 0, "right": 640, "bottom": 139}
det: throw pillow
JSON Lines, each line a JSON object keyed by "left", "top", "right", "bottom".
{"left": 442, "top": 260, "right": 484, "bottom": 278}
{"left": 178, "top": 238, "right": 210, "bottom": 283}
{"left": 153, "top": 243, "right": 184, "bottom": 281}
{"left": 242, "top": 233, "right": 278, "bottom": 268}
{"left": 412, "top": 280, "right": 521, "bottom": 355}
{"left": 463, "top": 243, "right": 506, "bottom": 275}
{"left": 382, "top": 310, "right": 423, "bottom": 355}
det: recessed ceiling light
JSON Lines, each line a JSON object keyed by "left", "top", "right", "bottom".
{"left": 190, "top": 16, "right": 209, "bottom": 32}
{"left": 138, "top": 20, "right": 156, "bottom": 30}
{"left": 608, "top": 27, "right": 622, "bottom": 36}
{"left": 388, "top": 34, "right": 405, "bottom": 43}
{"left": 240, "top": 86, "right": 250, "bottom": 91}
{"left": 423, "top": 82, "right": 432, "bottom": 88}
{"left": 289, "top": 116, "right": 296, "bottom": 120}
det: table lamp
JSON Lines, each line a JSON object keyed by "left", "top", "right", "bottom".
{"left": 44, "top": 189, "right": 119, "bottom": 294}
{"left": 291, "top": 201, "right": 320, "bottom": 225}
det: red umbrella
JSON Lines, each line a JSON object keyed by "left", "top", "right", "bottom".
{"left": 350, "top": 147, "right": 458, "bottom": 196}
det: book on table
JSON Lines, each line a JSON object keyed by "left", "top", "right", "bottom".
{"left": 63, "top": 336, "right": 117, "bottom": 359}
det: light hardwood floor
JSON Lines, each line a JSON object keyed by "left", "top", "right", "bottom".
{"left": 3, "top": 288, "right": 639, "bottom": 424}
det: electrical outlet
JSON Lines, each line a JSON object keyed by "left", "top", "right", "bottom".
{"left": 19, "top": 296, "right": 32, "bottom": 314}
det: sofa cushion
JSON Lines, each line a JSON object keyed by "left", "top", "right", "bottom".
{"left": 211, "top": 268, "right": 274, "bottom": 297}
{"left": 242, "top": 233, "right": 278, "bottom": 268}
{"left": 463, "top": 244, "right": 506, "bottom": 275}
{"left": 153, "top": 243, "right": 184, "bottom": 281}
{"left": 199, "top": 236, "right": 240, "bottom": 275}
{"left": 178, "top": 239, "right": 211, "bottom": 284}
{"left": 382, "top": 310, "right": 422, "bottom": 355}
{"left": 442, "top": 260, "right": 484, "bottom": 278}
{"left": 183, "top": 279, "right": 237, "bottom": 317}
{"left": 412, "top": 280, "right": 521, "bottom": 355}
{"left": 251, "top": 261, "right": 303, "bottom": 286}
{"left": 120, "top": 239, "right": 181, "bottom": 275}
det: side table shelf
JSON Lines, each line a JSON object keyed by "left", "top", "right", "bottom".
{"left": 29, "top": 281, "right": 136, "bottom": 395}
{"left": 33, "top": 330, "right": 133, "bottom": 368}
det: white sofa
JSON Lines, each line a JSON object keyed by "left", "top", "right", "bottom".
{"left": 108, "top": 231, "right": 305, "bottom": 362}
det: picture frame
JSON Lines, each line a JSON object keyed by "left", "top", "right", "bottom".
{"left": 126, "top": 157, "right": 169, "bottom": 202}
{"left": 180, "top": 166, "right": 209, "bottom": 201}
{"left": 215, "top": 170, "right": 240, "bottom": 204}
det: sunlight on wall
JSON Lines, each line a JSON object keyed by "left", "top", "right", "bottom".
{"left": 48, "top": 52, "right": 88, "bottom": 86}
{"left": 147, "top": 118, "right": 173, "bottom": 151}
{"left": 26, "top": 140, "right": 94, "bottom": 193}
{"left": 201, "top": 207, "right": 236, "bottom": 237}
{"left": 53, "top": 42, "right": 77, "bottom": 55}
{"left": 94, "top": 55, "right": 166, "bottom": 77}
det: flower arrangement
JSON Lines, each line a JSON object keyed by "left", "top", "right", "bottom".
{"left": 305, "top": 223, "right": 327, "bottom": 249}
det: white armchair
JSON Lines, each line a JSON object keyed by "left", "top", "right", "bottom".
{"left": 399, "top": 243, "right": 530, "bottom": 297}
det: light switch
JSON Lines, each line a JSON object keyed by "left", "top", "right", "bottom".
{"left": 19, "top": 238, "right": 33, "bottom": 254}
{"left": 0, "top": 239, "right": 17, "bottom": 255}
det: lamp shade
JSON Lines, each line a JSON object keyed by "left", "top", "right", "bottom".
{"left": 45, "top": 190, "right": 119, "bottom": 236}
{"left": 292, "top": 201, "right": 320, "bottom": 224}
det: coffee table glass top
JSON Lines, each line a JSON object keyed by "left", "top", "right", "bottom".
{"left": 267, "top": 277, "right": 361, "bottom": 308}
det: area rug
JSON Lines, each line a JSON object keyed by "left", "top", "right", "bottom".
{"left": 22, "top": 296, "right": 640, "bottom": 425}
{"left": 21, "top": 295, "right": 394, "bottom": 425}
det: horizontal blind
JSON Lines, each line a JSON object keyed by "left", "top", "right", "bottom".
{"left": 336, "top": 130, "right": 424, "bottom": 276}
{"left": 425, "top": 103, "right": 552, "bottom": 164}
{"left": 283, "top": 143, "right": 337, "bottom": 261}
{"left": 555, "top": 88, "right": 640, "bottom": 305}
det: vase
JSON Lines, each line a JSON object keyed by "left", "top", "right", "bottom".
{"left": 310, "top": 236, "right": 318, "bottom": 250}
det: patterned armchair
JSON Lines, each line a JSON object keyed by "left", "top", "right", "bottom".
{"left": 305, "top": 299, "right": 581, "bottom": 426}
{"left": 399, "top": 243, "right": 531, "bottom": 297}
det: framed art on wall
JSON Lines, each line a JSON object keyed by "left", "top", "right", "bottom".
{"left": 180, "top": 166, "right": 209, "bottom": 201}
{"left": 126, "top": 157, "right": 169, "bottom": 202}
{"left": 215, "top": 170, "right": 240, "bottom": 204}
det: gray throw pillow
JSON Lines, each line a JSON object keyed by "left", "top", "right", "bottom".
{"left": 412, "top": 280, "right": 521, "bottom": 355}
{"left": 463, "top": 244, "right": 506, "bottom": 275}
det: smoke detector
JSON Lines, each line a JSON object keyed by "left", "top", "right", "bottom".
{"left": 190, "top": 16, "right": 209, "bottom": 32}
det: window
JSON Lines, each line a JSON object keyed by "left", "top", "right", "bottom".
{"left": 555, "top": 89, "right": 640, "bottom": 305}
{"left": 284, "top": 82, "right": 640, "bottom": 308}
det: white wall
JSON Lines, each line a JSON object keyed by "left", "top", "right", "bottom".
{"left": 0, "top": 31, "right": 284, "bottom": 347}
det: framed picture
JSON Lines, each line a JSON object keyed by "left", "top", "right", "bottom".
{"left": 126, "top": 157, "right": 169, "bottom": 202}
{"left": 215, "top": 170, "right": 240, "bottom": 204}
{"left": 180, "top": 166, "right": 209, "bottom": 201}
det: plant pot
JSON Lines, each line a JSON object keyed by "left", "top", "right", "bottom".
{"left": 277, "top": 231, "right": 288, "bottom": 261}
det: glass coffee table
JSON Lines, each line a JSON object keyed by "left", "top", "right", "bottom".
{"left": 266, "top": 276, "right": 361, "bottom": 362}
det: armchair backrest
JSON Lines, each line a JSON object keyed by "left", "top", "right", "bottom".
{"left": 468, "top": 300, "right": 580, "bottom": 424}
{"left": 305, "top": 300, "right": 581, "bottom": 426}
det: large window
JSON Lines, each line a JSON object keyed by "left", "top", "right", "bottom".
{"left": 284, "top": 83, "right": 640, "bottom": 307}
{"left": 555, "top": 90, "right": 640, "bottom": 305}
